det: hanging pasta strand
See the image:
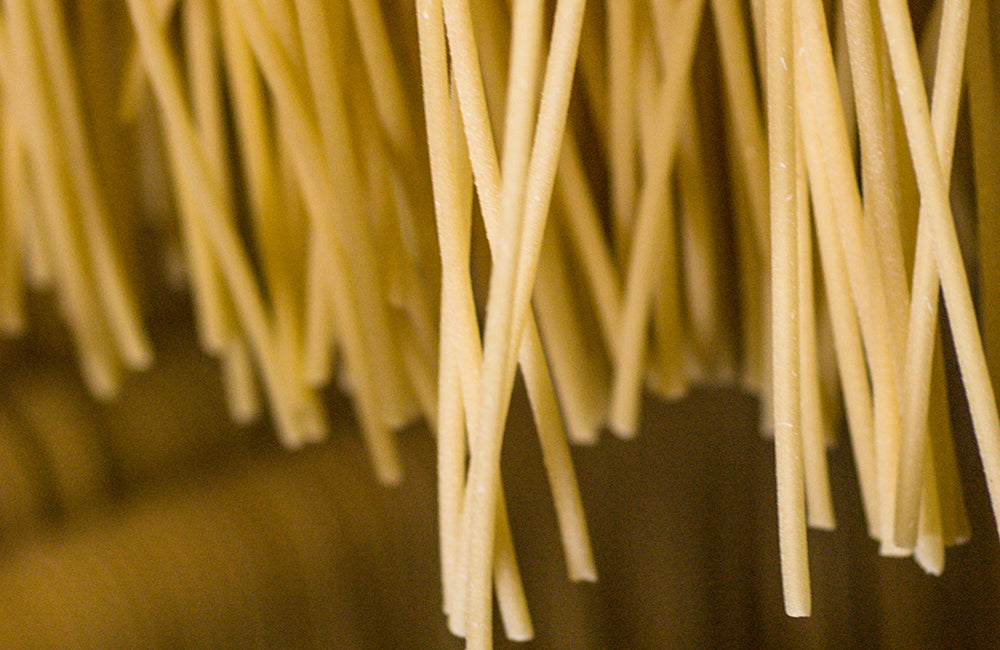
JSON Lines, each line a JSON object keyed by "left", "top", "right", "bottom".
{"left": 460, "top": 1, "right": 589, "bottom": 645}
{"left": 676, "top": 90, "right": 736, "bottom": 383}
{"left": 797, "top": 83, "right": 880, "bottom": 535}
{"left": 433, "top": 8, "right": 595, "bottom": 640}
{"left": 0, "top": 100, "right": 24, "bottom": 336}
{"left": 967, "top": 0, "right": 1000, "bottom": 395}
{"left": 126, "top": 0, "right": 330, "bottom": 455}
{"left": 877, "top": 0, "right": 1000, "bottom": 549}
{"left": 417, "top": 3, "right": 557, "bottom": 640}
{"left": 606, "top": 0, "right": 636, "bottom": 262}
{"left": 638, "top": 25, "right": 685, "bottom": 402}
{"left": 795, "top": 127, "right": 835, "bottom": 533}
{"left": 4, "top": 0, "right": 121, "bottom": 398}
{"left": 892, "top": 0, "right": 971, "bottom": 553}
{"left": 795, "top": 0, "right": 908, "bottom": 556}
{"left": 608, "top": 0, "right": 704, "bottom": 437}
{"left": 710, "top": 0, "right": 769, "bottom": 398}
{"left": 182, "top": 0, "right": 261, "bottom": 425}
{"left": 218, "top": 0, "right": 306, "bottom": 402}
{"left": 767, "top": 0, "right": 809, "bottom": 616}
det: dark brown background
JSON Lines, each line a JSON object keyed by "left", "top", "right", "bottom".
{"left": 1, "top": 299, "right": 998, "bottom": 649}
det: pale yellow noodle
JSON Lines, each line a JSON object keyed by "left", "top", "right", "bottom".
{"left": 608, "top": 0, "right": 704, "bottom": 437}
{"left": 768, "top": 0, "right": 809, "bottom": 616}
{"left": 710, "top": 0, "right": 768, "bottom": 397}
{"left": 798, "top": 75, "right": 880, "bottom": 535}
{"left": 795, "top": 126, "right": 835, "bottom": 531}
{"left": 3, "top": 0, "right": 119, "bottom": 398}
{"left": 155, "top": 1, "right": 230, "bottom": 359}
{"left": 348, "top": 66, "right": 438, "bottom": 423}
{"left": 462, "top": 1, "right": 589, "bottom": 645}
{"left": 794, "top": 0, "right": 906, "bottom": 555}
{"left": 218, "top": 0, "right": 308, "bottom": 401}
{"left": 676, "top": 89, "right": 736, "bottom": 382}
{"left": 182, "top": 0, "right": 262, "bottom": 425}
{"left": 220, "top": 336, "right": 260, "bottom": 425}
{"left": 533, "top": 221, "right": 608, "bottom": 444}
{"left": 438, "top": 6, "right": 595, "bottom": 635}
{"left": 294, "top": 0, "right": 419, "bottom": 430}
{"left": 710, "top": 0, "right": 769, "bottom": 256}
{"left": 117, "top": 0, "right": 179, "bottom": 122}
{"left": 967, "top": 0, "right": 1000, "bottom": 416}
{"left": 31, "top": 0, "right": 153, "bottom": 371}
{"left": 127, "top": 0, "right": 332, "bottom": 457}
{"left": 892, "top": 0, "right": 970, "bottom": 550}
{"left": 345, "top": 0, "right": 416, "bottom": 155}
{"left": 606, "top": 0, "right": 636, "bottom": 262}
{"left": 639, "top": 23, "right": 685, "bottom": 402}
{"left": 0, "top": 106, "right": 24, "bottom": 335}
{"left": 416, "top": 4, "right": 534, "bottom": 637}
{"left": 843, "top": 0, "right": 946, "bottom": 558}
{"left": 228, "top": 0, "right": 403, "bottom": 473}
{"left": 553, "top": 124, "right": 621, "bottom": 355}
{"left": 302, "top": 232, "right": 334, "bottom": 387}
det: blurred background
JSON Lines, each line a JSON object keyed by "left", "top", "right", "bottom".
{"left": 1, "top": 292, "right": 999, "bottom": 648}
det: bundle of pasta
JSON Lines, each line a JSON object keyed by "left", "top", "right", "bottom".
{"left": 0, "top": 0, "right": 999, "bottom": 647}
